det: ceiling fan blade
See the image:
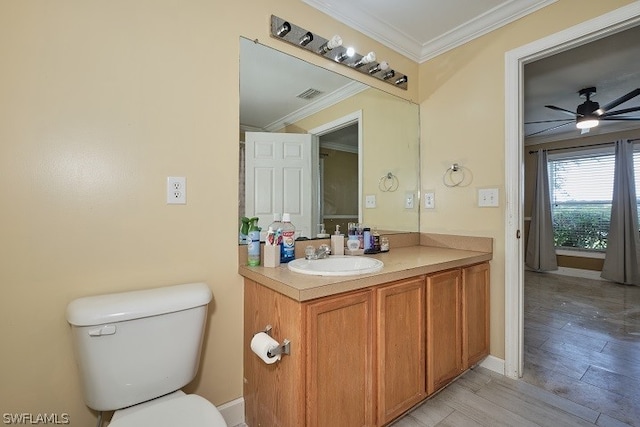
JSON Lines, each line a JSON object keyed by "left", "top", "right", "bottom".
{"left": 599, "top": 88, "right": 640, "bottom": 113}
{"left": 525, "top": 121, "right": 574, "bottom": 137}
{"left": 600, "top": 106, "right": 640, "bottom": 117}
{"left": 525, "top": 119, "right": 573, "bottom": 124}
{"left": 545, "top": 105, "right": 579, "bottom": 117}
{"left": 600, "top": 116, "right": 640, "bottom": 121}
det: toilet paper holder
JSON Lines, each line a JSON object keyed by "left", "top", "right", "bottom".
{"left": 261, "top": 324, "right": 290, "bottom": 357}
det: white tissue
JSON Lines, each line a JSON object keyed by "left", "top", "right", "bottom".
{"left": 250, "top": 332, "right": 281, "bottom": 364}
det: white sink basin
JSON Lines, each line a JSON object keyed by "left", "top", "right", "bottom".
{"left": 287, "top": 256, "right": 384, "bottom": 276}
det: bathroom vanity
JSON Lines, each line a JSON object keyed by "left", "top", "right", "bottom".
{"left": 239, "top": 233, "right": 492, "bottom": 427}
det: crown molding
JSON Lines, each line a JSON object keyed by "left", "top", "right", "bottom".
{"left": 303, "top": 0, "right": 557, "bottom": 63}
{"left": 263, "top": 81, "right": 367, "bottom": 132}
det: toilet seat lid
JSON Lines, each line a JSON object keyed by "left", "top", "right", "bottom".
{"left": 109, "top": 394, "right": 227, "bottom": 427}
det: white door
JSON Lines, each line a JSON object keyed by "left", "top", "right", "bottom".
{"left": 245, "top": 132, "right": 318, "bottom": 239}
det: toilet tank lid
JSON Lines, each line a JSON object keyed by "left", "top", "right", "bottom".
{"left": 66, "top": 282, "right": 212, "bottom": 326}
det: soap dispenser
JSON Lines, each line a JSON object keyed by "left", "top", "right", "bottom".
{"left": 330, "top": 225, "right": 345, "bottom": 256}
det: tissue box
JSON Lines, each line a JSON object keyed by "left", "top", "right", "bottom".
{"left": 264, "top": 245, "right": 281, "bottom": 267}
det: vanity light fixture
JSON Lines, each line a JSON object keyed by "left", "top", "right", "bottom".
{"left": 270, "top": 15, "right": 408, "bottom": 90}
{"left": 299, "top": 32, "right": 313, "bottom": 46}
{"left": 354, "top": 51, "right": 376, "bottom": 68}
{"left": 335, "top": 47, "right": 355, "bottom": 62}
{"left": 395, "top": 76, "right": 408, "bottom": 86}
{"left": 318, "top": 35, "right": 342, "bottom": 54}
{"left": 368, "top": 61, "right": 389, "bottom": 74}
{"left": 275, "top": 21, "right": 291, "bottom": 37}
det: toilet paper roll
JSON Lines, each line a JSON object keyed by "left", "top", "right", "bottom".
{"left": 250, "top": 332, "right": 282, "bottom": 364}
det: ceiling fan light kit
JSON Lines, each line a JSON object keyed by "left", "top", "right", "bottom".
{"left": 526, "top": 86, "right": 640, "bottom": 137}
{"left": 270, "top": 15, "right": 408, "bottom": 90}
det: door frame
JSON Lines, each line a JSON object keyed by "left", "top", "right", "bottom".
{"left": 504, "top": 2, "right": 640, "bottom": 378}
{"left": 308, "top": 110, "right": 364, "bottom": 224}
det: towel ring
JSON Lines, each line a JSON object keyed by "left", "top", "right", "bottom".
{"left": 379, "top": 172, "right": 399, "bottom": 192}
{"left": 442, "top": 163, "right": 472, "bottom": 187}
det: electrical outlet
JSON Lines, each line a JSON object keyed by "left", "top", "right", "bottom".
{"left": 478, "top": 188, "right": 499, "bottom": 207}
{"left": 365, "top": 195, "right": 376, "bottom": 208}
{"left": 405, "top": 192, "right": 414, "bottom": 209}
{"left": 167, "top": 176, "right": 186, "bottom": 204}
{"left": 424, "top": 192, "right": 435, "bottom": 209}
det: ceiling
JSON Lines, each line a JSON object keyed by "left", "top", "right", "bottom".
{"left": 240, "top": 1, "right": 640, "bottom": 143}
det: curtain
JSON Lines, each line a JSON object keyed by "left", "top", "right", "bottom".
{"left": 526, "top": 149, "right": 558, "bottom": 271}
{"left": 601, "top": 140, "right": 640, "bottom": 285}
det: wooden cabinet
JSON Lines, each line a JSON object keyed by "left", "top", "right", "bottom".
{"left": 425, "top": 263, "right": 490, "bottom": 395}
{"left": 462, "top": 262, "right": 490, "bottom": 367}
{"left": 426, "top": 269, "right": 462, "bottom": 394}
{"left": 376, "top": 277, "right": 426, "bottom": 425}
{"left": 306, "top": 290, "right": 375, "bottom": 427}
{"left": 244, "top": 262, "right": 489, "bottom": 427}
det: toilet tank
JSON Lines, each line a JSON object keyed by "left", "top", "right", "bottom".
{"left": 66, "top": 282, "right": 213, "bottom": 411}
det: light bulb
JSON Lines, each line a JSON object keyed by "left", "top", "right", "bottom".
{"left": 368, "top": 61, "right": 389, "bottom": 74}
{"left": 319, "top": 35, "right": 342, "bottom": 53}
{"left": 354, "top": 52, "right": 376, "bottom": 68}
{"left": 576, "top": 118, "right": 599, "bottom": 129}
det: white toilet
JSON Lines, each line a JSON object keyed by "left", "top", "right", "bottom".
{"left": 66, "top": 282, "right": 228, "bottom": 427}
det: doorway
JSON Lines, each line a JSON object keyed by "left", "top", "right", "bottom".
{"left": 504, "top": 3, "right": 640, "bottom": 378}
{"left": 309, "top": 110, "right": 363, "bottom": 235}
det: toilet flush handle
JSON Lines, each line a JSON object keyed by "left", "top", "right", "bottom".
{"left": 88, "top": 324, "right": 117, "bottom": 337}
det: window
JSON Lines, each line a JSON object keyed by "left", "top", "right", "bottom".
{"left": 547, "top": 145, "right": 640, "bottom": 252}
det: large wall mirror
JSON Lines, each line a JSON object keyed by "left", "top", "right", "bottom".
{"left": 239, "top": 37, "right": 420, "bottom": 240}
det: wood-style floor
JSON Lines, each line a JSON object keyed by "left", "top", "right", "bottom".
{"left": 393, "top": 271, "right": 640, "bottom": 427}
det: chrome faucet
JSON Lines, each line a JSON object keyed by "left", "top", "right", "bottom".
{"left": 305, "top": 244, "right": 331, "bottom": 260}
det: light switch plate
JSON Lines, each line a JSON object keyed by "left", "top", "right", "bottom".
{"left": 478, "top": 188, "right": 499, "bottom": 207}
{"left": 365, "top": 194, "right": 376, "bottom": 208}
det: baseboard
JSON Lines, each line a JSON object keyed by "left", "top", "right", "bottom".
{"left": 218, "top": 397, "right": 245, "bottom": 427}
{"left": 548, "top": 266, "right": 608, "bottom": 281}
{"left": 479, "top": 355, "right": 505, "bottom": 375}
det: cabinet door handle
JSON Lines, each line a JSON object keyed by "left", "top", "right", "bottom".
{"left": 516, "top": 229, "right": 521, "bottom": 239}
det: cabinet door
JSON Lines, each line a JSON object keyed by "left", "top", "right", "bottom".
{"left": 376, "top": 277, "right": 426, "bottom": 425}
{"left": 426, "top": 269, "right": 462, "bottom": 395}
{"left": 462, "top": 262, "right": 490, "bottom": 368}
{"left": 306, "top": 290, "right": 375, "bottom": 427}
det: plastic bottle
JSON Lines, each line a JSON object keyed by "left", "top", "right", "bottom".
{"left": 247, "top": 218, "right": 261, "bottom": 266}
{"left": 280, "top": 213, "right": 296, "bottom": 263}
{"left": 363, "top": 227, "right": 372, "bottom": 253}
{"left": 269, "top": 213, "right": 283, "bottom": 234}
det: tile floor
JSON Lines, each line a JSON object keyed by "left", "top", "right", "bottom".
{"left": 393, "top": 271, "right": 640, "bottom": 427}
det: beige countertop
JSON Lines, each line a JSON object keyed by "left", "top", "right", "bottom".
{"left": 238, "top": 244, "right": 492, "bottom": 302}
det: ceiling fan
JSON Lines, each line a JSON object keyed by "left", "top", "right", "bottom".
{"left": 526, "top": 86, "right": 640, "bottom": 137}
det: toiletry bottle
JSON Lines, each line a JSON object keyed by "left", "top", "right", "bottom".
{"left": 247, "top": 218, "right": 261, "bottom": 266}
{"left": 363, "top": 227, "right": 373, "bottom": 253}
{"left": 372, "top": 227, "right": 381, "bottom": 253}
{"left": 269, "top": 213, "right": 283, "bottom": 234}
{"left": 330, "top": 225, "right": 344, "bottom": 256}
{"left": 280, "top": 213, "right": 296, "bottom": 263}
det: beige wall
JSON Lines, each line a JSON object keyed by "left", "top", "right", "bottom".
{"left": 1, "top": 0, "right": 635, "bottom": 424}
{"left": 417, "top": 0, "right": 634, "bottom": 360}
{"left": 285, "top": 88, "right": 420, "bottom": 231}
{"left": 0, "top": 0, "right": 416, "bottom": 424}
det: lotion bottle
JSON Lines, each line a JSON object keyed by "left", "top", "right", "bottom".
{"left": 330, "top": 225, "right": 344, "bottom": 256}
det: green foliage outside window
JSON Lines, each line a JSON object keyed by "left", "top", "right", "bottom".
{"left": 552, "top": 203, "right": 610, "bottom": 250}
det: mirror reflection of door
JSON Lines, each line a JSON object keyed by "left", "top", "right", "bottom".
{"left": 319, "top": 123, "right": 359, "bottom": 236}
{"left": 244, "top": 132, "right": 318, "bottom": 239}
